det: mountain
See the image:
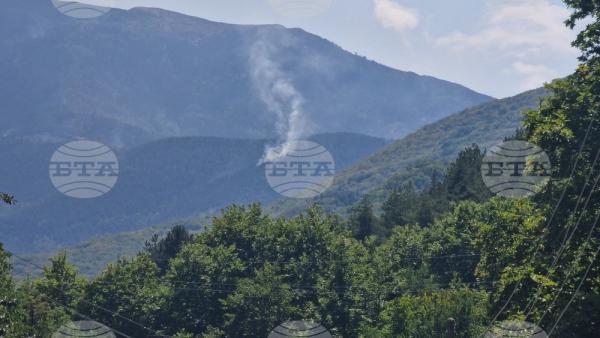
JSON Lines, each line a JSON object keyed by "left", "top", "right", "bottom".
{"left": 12, "top": 87, "right": 549, "bottom": 277}
{"left": 0, "top": 0, "right": 492, "bottom": 147}
{"left": 0, "top": 133, "right": 387, "bottom": 254}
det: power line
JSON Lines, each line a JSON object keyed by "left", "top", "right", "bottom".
{"left": 44, "top": 296, "right": 134, "bottom": 338}
{"left": 524, "top": 152, "right": 600, "bottom": 316}
{"left": 536, "top": 207, "right": 600, "bottom": 331}
{"left": 146, "top": 253, "right": 483, "bottom": 264}
{"left": 548, "top": 233, "right": 600, "bottom": 336}
{"left": 480, "top": 118, "right": 596, "bottom": 337}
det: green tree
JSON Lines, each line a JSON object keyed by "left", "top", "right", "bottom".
{"left": 382, "top": 184, "right": 419, "bottom": 229}
{"left": 363, "top": 288, "right": 488, "bottom": 337}
{"left": 166, "top": 242, "right": 244, "bottom": 335}
{"left": 565, "top": 0, "right": 600, "bottom": 62}
{"left": 34, "top": 252, "right": 86, "bottom": 309}
{"left": 83, "top": 255, "right": 169, "bottom": 337}
{"left": 349, "top": 196, "right": 378, "bottom": 240}
{"left": 443, "top": 145, "right": 491, "bottom": 203}
{"left": 145, "top": 224, "right": 193, "bottom": 273}
{"left": 221, "top": 264, "right": 296, "bottom": 337}
{"left": 496, "top": 2, "right": 600, "bottom": 335}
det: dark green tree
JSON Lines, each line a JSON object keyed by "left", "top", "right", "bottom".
{"left": 443, "top": 145, "right": 491, "bottom": 203}
{"left": 221, "top": 264, "right": 296, "bottom": 337}
{"left": 382, "top": 184, "right": 419, "bottom": 229}
{"left": 83, "top": 255, "right": 169, "bottom": 337}
{"left": 349, "top": 196, "right": 378, "bottom": 240}
{"left": 34, "top": 252, "right": 86, "bottom": 309}
{"left": 362, "top": 288, "right": 488, "bottom": 337}
{"left": 145, "top": 224, "right": 193, "bottom": 273}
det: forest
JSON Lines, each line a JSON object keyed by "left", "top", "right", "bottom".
{"left": 1, "top": 0, "right": 600, "bottom": 337}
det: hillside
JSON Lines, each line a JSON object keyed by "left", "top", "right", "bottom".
{"left": 0, "top": 133, "right": 387, "bottom": 254}
{"left": 0, "top": 0, "right": 492, "bottom": 147}
{"left": 270, "top": 87, "right": 550, "bottom": 215}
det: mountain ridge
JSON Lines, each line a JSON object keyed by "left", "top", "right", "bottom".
{"left": 0, "top": 0, "right": 493, "bottom": 148}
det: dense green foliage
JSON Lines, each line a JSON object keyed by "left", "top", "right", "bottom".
{"left": 3, "top": 1, "right": 600, "bottom": 337}
{"left": 1, "top": 193, "right": 551, "bottom": 337}
{"left": 345, "top": 145, "right": 491, "bottom": 242}
{"left": 2, "top": 203, "right": 504, "bottom": 337}
{"left": 481, "top": 2, "right": 600, "bottom": 336}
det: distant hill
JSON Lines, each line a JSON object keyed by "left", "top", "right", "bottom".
{"left": 0, "top": 0, "right": 492, "bottom": 147}
{"left": 11, "top": 87, "right": 549, "bottom": 277}
{"left": 0, "top": 133, "right": 387, "bottom": 254}
{"left": 12, "top": 217, "right": 209, "bottom": 278}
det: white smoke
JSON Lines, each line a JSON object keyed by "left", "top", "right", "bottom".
{"left": 250, "top": 35, "right": 310, "bottom": 164}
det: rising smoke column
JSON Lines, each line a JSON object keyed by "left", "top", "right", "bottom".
{"left": 250, "top": 32, "right": 310, "bottom": 164}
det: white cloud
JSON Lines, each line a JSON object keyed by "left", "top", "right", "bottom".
{"left": 373, "top": 0, "right": 419, "bottom": 31}
{"left": 436, "top": 0, "right": 577, "bottom": 58}
{"left": 512, "top": 61, "right": 557, "bottom": 90}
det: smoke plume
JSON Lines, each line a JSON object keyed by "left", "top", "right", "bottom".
{"left": 250, "top": 34, "right": 310, "bottom": 164}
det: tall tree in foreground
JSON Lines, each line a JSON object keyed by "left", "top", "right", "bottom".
{"left": 491, "top": 2, "right": 600, "bottom": 337}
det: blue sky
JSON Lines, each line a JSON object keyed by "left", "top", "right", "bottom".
{"left": 84, "top": 0, "right": 582, "bottom": 98}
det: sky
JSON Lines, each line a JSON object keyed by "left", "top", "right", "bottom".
{"left": 79, "top": 0, "right": 584, "bottom": 98}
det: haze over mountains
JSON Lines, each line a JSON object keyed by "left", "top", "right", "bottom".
{"left": 0, "top": 0, "right": 492, "bottom": 147}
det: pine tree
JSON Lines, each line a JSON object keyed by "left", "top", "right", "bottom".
{"left": 443, "top": 145, "right": 491, "bottom": 203}
{"left": 349, "top": 196, "right": 378, "bottom": 240}
{"left": 144, "top": 224, "right": 194, "bottom": 273}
